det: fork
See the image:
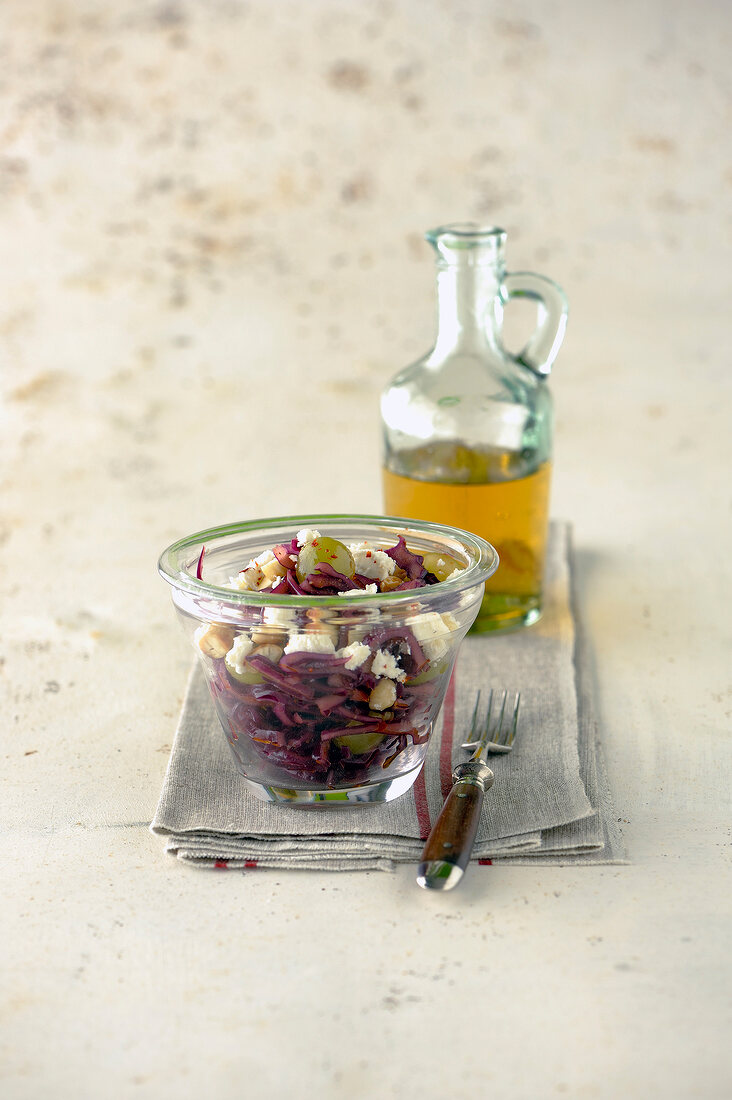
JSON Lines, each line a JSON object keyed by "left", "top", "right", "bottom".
{"left": 416, "top": 689, "right": 521, "bottom": 891}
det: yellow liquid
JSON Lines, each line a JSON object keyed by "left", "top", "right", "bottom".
{"left": 382, "top": 452, "right": 552, "bottom": 632}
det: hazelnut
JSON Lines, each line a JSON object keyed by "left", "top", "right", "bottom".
{"left": 197, "top": 624, "right": 235, "bottom": 659}
{"left": 251, "top": 643, "right": 284, "bottom": 663}
{"left": 369, "top": 678, "right": 397, "bottom": 711}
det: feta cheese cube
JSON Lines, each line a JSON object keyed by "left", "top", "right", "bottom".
{"left": 226, "top": 572, "right": 254, "bottom": 591}
{"left": 227, "top": 548, "right": 282, "bottom": 591}
{"left": 410, "top": 611, "right": 457, "bottom": 661}
{"left": 337, "top": 583, "right": 379, "bottom": 598}
{"left": 283, "top": 633, "right": 336, "bottom": 656}
{"left": 296, "top": 528, "right": 322, "bottom": 547}
{"left": 371, "top": 648, "right": 407, "bottom": 682}
{"left": 337, "top": 641, "right": 371, "bottom": 670}
{"left": 349, "top": 542, "right": 396, "bottom": 581}
{"left": 225, "top": 633, "right": 255, "bottom": 675}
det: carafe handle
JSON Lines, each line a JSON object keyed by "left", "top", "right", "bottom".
{"left": 496, "top": 271, "right": 568, "bottom": 378}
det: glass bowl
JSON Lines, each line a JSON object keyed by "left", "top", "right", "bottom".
{"left": 158, "top": 514, "right": 498, "bottom": 806}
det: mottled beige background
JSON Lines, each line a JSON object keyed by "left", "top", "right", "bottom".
{"left": 2, "top": 2, "right": 731, "bottom": 1098}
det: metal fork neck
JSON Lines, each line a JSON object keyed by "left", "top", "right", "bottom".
{"left": 452, "top": 760, "right": 494, "bottom": 790}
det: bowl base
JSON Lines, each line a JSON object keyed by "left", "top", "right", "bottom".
{"left": 241, "top": 764, "right": 424, "bottom": 807}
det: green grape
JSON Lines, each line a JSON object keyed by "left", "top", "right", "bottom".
{"left": 407, "top": 659, "right": 448, "bottom": 685}
{"left": 296, "top": 536, "right": 355, "bottom": 583}
{"left": 421, "top": 551, "right": 464, "bottom": 581}
{"left": 333, "top": 731, "right": 385, "bottom": 754}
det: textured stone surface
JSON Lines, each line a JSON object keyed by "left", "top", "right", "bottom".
{"left": 2, "top": 2, "right": 731, "bottom": 1097}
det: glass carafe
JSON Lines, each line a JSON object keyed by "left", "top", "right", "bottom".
{"left": 381, "top": 223, "right": 568, "bottom": 633}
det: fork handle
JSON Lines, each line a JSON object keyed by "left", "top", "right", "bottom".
{"left": 416, "top": 763, "right": 494, "bottom": 891}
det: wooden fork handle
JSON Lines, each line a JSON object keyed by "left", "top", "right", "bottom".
{"left": 416, "top": 763, "right": 494, "bottom": 891}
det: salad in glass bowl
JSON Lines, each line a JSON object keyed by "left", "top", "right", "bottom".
{"left": 158, "top": 516, "right": 498, "bottom": 806}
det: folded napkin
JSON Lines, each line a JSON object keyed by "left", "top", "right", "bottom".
{"left": 151, "top": 522, "right": 626, "bottom": 870}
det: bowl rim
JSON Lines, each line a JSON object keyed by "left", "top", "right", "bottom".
{"left": 158, "top": 513, "right": 499, "bottom": 609}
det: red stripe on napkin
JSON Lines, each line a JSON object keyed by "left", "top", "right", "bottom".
{"left": 413, "top": 671, "right": 457, "bottom": 840}
{"left": 439, "top": 673, "right": 457, "bottom": 799}
{"left": 413, "top": 766, "right": 431, "bottom": 840}
{"left": 478, "top": 859, "right": 493, "bottom": 866}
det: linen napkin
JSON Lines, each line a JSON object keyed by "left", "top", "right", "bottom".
{"left": 151, "top": 522, "right": 626, "bottom": 870}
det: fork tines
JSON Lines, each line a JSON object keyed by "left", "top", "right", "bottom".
{"left": 462, "top": 689, "right": 520, "bottom": 752}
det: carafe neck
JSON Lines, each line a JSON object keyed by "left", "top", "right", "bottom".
{"left": 427, "top": 224, "right": 505, "bottom": 358}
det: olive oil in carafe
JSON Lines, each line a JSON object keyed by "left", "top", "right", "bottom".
{"left": 382, "top": 442, "right": 551, "bottom": 632}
